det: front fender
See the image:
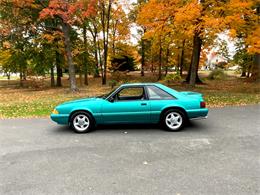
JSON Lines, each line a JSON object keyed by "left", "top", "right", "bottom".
{"left": 68, "top": 104, "right": 102, "bottom": 124}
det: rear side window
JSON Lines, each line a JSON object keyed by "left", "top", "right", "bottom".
{"left": 147, "top": 86, "right": 175, "bottom": 100}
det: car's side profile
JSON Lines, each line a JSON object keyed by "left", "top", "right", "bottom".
{"left": 51, "top": 83, "right": 208, "bottom": 133}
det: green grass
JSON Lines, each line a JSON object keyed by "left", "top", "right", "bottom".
{"left": 0, "top": 90, "right": 259, "bottom": 118}
{"left": 0, "top": 75, "right": 19, "bottom": 80}
{"left": 0, "top": 74, "right": 259, "bottom": 118}
{"left": 1, "top": 100, "right": 68, "bottom": 118}
{"left": 203, "top": 92, "right": 260, "bottom": 107}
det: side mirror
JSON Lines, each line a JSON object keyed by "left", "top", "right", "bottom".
{"left": 108, "top": 96, "right": 114, "bottom": 102}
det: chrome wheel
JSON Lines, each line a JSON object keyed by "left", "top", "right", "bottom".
{"left": 73, "top": 114, "right": 90, "bottom": 132}
{"left": 165, "top": 112, "right": 183, "bottom": 130}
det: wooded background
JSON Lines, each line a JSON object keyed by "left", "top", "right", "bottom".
{"left": 0, "top": 0, "right": 259, "bottom": 92}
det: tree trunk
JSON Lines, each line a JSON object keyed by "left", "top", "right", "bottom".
{"left": 19, "top": 71, "right": 23, "bottom": 87}
{"left": 251, "top": 4, "right": 260, "bottom": 81}
{"left": 79, "top": 70, "right": 83, "bottom": 87}
{"left": 189, "top": 32, "right": 202, "bottom": 87}
{"left": 186, "top": 0, "right": 205, "bottom": 85}
{"left": 186, "top": 63, "right": 203, "bottom": 83}
{"left": 141, "top": 28, "right": 146, "bottom": 77}
{"left": 247, "top": 64, "right": 251, "bottom": 78}
{"left": 23, "top": 70, "right": 26, "bottom": 80}
{"left": 89, "top": 23, "right": 100, "bottom": 78}
{"left": 83, "top": 25, "right": 88, "bottom": 85}
{"left": 112, "top": 22, "right": 117, "bottom": 56}
{"left": 56, "top": 52, "right": 62, "bottom": 87}
{"left": 165, "top": 67, "right": 168, "bottom": 76}
{"left": 141, "top": 38, "right": 145, "bottom": 77}
{"left": 165, "top": 46, "right": 170, "bottom": 76}
{"left": 101, "top": 0, "right": 112, "bottom": 85}
{"left": 179, "top": 39, "right": 185, "bottom": 76}
{"left": 158, "top": 37, "right": 162, "bottom": 81}
{"left": 251, "top": 53, "right": 260, "bottom": 81}
{"left": 50, "top": 67, "right": 55, "bottom": 87}
{"left": 151, "top": 54, "right": 154, "bottom": 73}
{"left": 62, "top": 23, "right": 78, "bottom": 92}
{"left": 98, "top": 40, "right": 103, "bottom": 79}
{"left": 93, "top": 35, "right": 100, "bottom": 77}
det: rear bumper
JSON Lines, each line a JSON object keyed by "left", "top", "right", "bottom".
{"left": 50, "top": 114, "right": 69, "bottom": 125}
{"left": 190, "top": 116, "right": 208, "bottom": 120}
{"left": 187, "top": 108, "right": 208, "bottom": 119}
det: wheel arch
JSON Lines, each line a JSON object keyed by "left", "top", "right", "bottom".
{"left": 160, "top": 106, "right": 188, "bottom": 120}
{"left": 68, "top": 109, "right": 95, "bottom": 125}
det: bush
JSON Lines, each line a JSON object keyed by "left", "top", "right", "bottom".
{"left": 164, "top": 73, "right": 182, "bottom": 84}
{"left": 110, "top": 71, "right": 129, "bottom": 83}
{"left": 110, "top": 55, "right": 136, "bottom": 72}
{"left": 108, "top": 80, "right": 118, "bottom": 89}
{"left": 208, "top": 69, "right": 226, "bottom": 80}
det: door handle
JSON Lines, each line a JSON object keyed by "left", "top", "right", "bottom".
{"left": 141, "top": 103, "right": 147, "bottom": 106}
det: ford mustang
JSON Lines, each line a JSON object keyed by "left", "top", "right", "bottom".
{"left": 51, "top": 83, "right": 208, "bottom": 133}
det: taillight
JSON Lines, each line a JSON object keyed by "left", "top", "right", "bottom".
{"left": 200, "top": 101, "right": 206, "bottom": 108}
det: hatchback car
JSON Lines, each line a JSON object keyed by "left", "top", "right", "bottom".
{"left": 51, "top": 83, "right": 208, "bottom": 133}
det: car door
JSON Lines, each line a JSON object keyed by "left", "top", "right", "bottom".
{"left": 101, "top": 86, "right": 150, "bottom": 124}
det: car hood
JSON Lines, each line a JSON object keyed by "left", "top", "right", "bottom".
{"left": 60, "top": 97, "right": 101, "bottom": 105}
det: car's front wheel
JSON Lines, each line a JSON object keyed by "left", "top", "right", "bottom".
{"left": 162, "top": 109, "right": 186, "bottom": 131}
{"left": 70, "top": 112, "right": 93, "bottom": 133}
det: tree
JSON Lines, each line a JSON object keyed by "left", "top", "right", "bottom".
{"left": 247, "top": 3, "right": 260, "bottom": 80}
{"left": 97, "top": 0, "right": 113, "bottom": 85}
{"left": 110, "top": 4, "right": 130, "bottom": 56}
{"left": 233, "top": 39, "right": 254, "bottom": 77}
{"left": 110, "top": 55, "right": 136, "bottom": 72}
{"left": 39, "top": 0, "right": 96, "bottom": 91}
{"left": 0, "top": 0, "right": 41, "bottom": 86}
{"left": 130, "top": 0, "right": 149, "bottom": 76}
{"left": 140, "top": 0, "right": 258, "bottom": 86}
{"left": 228, "top": 0, "right": 259, "bottom": 80}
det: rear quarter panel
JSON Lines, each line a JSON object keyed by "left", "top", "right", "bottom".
{"left": 150, "top": 97, "right": 201, "bottom": 122}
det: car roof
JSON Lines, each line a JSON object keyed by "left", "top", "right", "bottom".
{"left": 120, "top": 83, "right": 161, "bottom": 87}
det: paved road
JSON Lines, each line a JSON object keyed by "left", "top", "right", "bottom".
{"left": 0, "top": 105, "right": 259, "bottom": 195}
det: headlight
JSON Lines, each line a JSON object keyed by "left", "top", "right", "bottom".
{"left": 52, "top": 109, "right": 59, "bottom": 114}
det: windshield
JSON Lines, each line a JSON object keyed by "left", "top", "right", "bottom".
{"left": 98, "top": 88, "right": 118, "bottom": 99}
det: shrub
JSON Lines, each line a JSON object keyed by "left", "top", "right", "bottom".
{"left": 108, "top": 80, "right": 118, "bottom": 89}
{"left": 164, "top": 73, "right": 182, "bottom": 84}
{"left": 208, "top": 69, "right": 226, "bottom": 80}
{"left": 110, "top": 55, "right": 136, "bottom": 72}
{"left": 110, "top": 71, "right": 129, "bottom": 84}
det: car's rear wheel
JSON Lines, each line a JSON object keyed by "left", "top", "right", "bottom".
{"left": 70, "top": 112, "right": 93, "bottom": 133}
{"left": 162, "top": 109, "right": 186, "bottom": 131}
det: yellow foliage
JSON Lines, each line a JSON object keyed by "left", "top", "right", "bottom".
{"left": 0, "top": 49, "right": 12, "bottom": 65}
{"left": 247, "top": 27, "right": 260, "bottom": 54}
{"left": 3, "top": 41, "right": 11, "bottom": 49}
{"left": 229, "top": 29, "right": 237, "bottom": 38}
{"left": 41, "top": 34, "right": 56, "bottom": 43}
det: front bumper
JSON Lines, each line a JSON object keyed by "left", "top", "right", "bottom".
{"left": 50, "top": 114, "right": 69, "bottom": 125}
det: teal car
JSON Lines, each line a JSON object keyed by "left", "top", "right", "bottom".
{"left": 51, "top": 83, "right": 208, "bottom": 133}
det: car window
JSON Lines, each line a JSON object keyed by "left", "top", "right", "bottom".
{"left": 147, "top": 86, "right": 175, "bottom": 100}
{"left": 116, "top": 87, "right": 145, "bottom": 101}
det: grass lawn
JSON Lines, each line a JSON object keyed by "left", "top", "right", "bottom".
{"left": 0, "top": 72, "right": 259, "bottom": 118}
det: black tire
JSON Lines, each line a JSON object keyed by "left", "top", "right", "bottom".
{"left": 69, "top": 111, "right": 94, "bottom": 133}
{"left": 161, "top": 109, "right": 187, "bottom": 131}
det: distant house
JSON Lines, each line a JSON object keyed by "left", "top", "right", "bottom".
{"left": 206, "top": 52, "right": 227, "bottom": 70}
